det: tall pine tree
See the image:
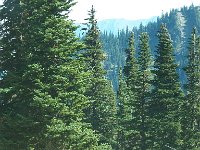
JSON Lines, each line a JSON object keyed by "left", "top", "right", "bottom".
{"left": 182, "top": 28, "right": 200, "bottom": 149}
{"left": 123, "top": 32, "right": 140, "bottom": 149}
{"left": 149, "top": 24, "right": 183, "bottom": 149}
{"left": 0, "top": 0, "right": 101, "bottom": 149}
{"left": 137, "top": 32, "right": 153, "bottom": 150}
{"left": 116, "top": 68, "right": 129, "bottom": 150}
{"left": 83, "top": 5, "right": 117, "bottom": 148}
{"left": 123, "top": 32, "right": 138, "bottom": 90}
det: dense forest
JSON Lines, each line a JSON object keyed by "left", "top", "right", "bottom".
{"left": 101, "top": 4, "right": 200, "bottom": 91}
{"left": 0, "top": 0, "right": 200, "bottom": 150}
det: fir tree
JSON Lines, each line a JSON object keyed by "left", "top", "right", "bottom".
{"left": 182, "top": 28, "right": 200, "bottom": 149}
{"left": 123, "top": 32, "right": 140, "bottom": 149}
{"left": 149, "top": 24, "right": 183, "bottom": 149}
{"left": 0, "top": 0, "right": 100, "bottom": 149}
{"left": 116, "top": 68, "right": 129, "bottom": 150}
{"left": 123, "top": 32, "right": 138, "bottom": 89}
{"left": 137, "top": 32, "right": 153, "bottom": 150}
{"left": 83, "top": 6, "right": 117, "bottom": 147}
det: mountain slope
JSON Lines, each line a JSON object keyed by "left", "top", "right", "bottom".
{"left": 98, "top": 17, "right": 157, "bottom": 34}
{"left": 100, "top": 5, "right": 200, "bottom": 91}
{"left": 76, "top": 17, "right": 157, "bottom": 36}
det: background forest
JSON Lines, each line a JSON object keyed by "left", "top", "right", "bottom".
{"left": 0, "top": 0, "right": 200, "bottom": 150}
{"left": 101, "top": 4, "right": 200, "bottom": 91}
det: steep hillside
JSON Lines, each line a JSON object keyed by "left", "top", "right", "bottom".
{"left": 101, "top": 4, "right": 200, "bottom": 91}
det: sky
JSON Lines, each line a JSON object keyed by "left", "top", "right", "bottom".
{"left": 0, "top": 0, "right": 199, "bottom": 23}
{"left": 69, "top": 0, "right": 200, "bottom": 22}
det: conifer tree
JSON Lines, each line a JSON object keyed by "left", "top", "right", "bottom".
{"left": 123, "top": 32, "right": 140, "bottom": 149}
{"left": 123, "top": 32, "right": 138, "bottom": 89}
{"left": 137, "top": 32, "right": 153, "bottom": 150}
{"left": 182, "top": 28, "right": 200, "bottom": 149}
{"left": 116, "top": 68, "right": 129, "bottom": 150}
{"left": 149, "top": 24, "right": 183, "bottom": 149}
{"left": 83, "top": 6, "right": 116, "bottom": 147}
{"left": 122, "top": 32, "right": 152, "bottom": 150}
{"left": 0, "top": 1, "right": 101, "bottom": 149}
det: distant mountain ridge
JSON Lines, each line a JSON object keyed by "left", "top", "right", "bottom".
{"left": 100, "top": 5, "right": 200, "bottom": 91}
{"left": 76, "top": 17, "right": 157, "bottom": 36}
{"left": 98, "top": 17, "right": 157, "bottom": 34}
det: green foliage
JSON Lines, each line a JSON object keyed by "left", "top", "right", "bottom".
{"left": 117, "top": 32, "right": 153, "bottom": 150}
{"left": 100, "top": 5, "right": 200, "bottom": 91}
{"left": 181, "top": 28, "right": 200, "bottom": 149}
{"left": 83, "top": 6, "right": 105, "bottom": 78}
{"left": 100, "top": 29, "right": 130, "bottom": 92}
{"left": 123, "top": 32, "right": 138, "bottom": 89}
{"left": 116, "top": 68, "right": 129, "bottom": 150}
{"left": 0, "top": 0, "right": 100, "bottom": 149}
{"left": 137, "top": 32, "right": 153, "bottom": 150}
{"left": 83, "top": 6, "right": 117, "bottom": 148}
{"left": 121, "top": 32, "right": 140, "bottom": 149}
{"left": 149, "top": 24, "right": 184, "bottom": 149}
{"left": 1, "top": 1, "right": 200, "bottom": 149}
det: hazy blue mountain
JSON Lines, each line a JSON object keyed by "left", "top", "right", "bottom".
{"left": 76, "top": 17, "right": 157, "bottom": 36}
{"left": 98, "top": 17, "right": 157, "bottom": 34}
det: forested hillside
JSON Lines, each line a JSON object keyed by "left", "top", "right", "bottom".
{"left": 101, "top": 4, "right": 200, "bottom": 91}
{"left": 1, "top": 0, "right": 200, "bottom": 149}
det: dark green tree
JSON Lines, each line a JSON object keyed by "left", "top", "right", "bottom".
{"left": 123, "top": 32, "right": 138, "bottom": 89}
{"left": 123, "top": 32, "right": 140, "bottom": 149}
{"left": 116, "top": 68, "right": 129, "bottom": 150}
{"left": 121, "top": 32, "right": 153, "bottom": 150}
{"left": 83, "top": 6, "right": 117, "bottom": 147}
{"left": 0, "top": 0, "right": 101, "bottom": 149}
{"left": 181, "top": 28, "right": 200, "bottom": 149}
{"left": 137, "top": 32, "right": 153, "bottom": 150}
{"left": 149, "top": 24, "right": 183, "bottom": 149}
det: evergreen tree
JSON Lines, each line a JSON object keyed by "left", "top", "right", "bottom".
{"left": 116, "top": 68, "right": 129, "bottom": 150}
{"left": 123, "top": 32, "right": 138, "bottom": 89}
{"left": 0, "top": 0, "right": 100, "bottom": 149}
{"left": 83, "top": 6, "right": 117, "bottom": 147}
{"left": 99, "top": 5, "right": 200, "bottom": 92}
{"left": 182, "top": 28, "right": 200, "bottom": 149}
{"left": 123, "top": 32, "right": 140, "bottom": 149}
{"left": 120, "top": 32, "right": 152, "bottom": 150}
{"left": 137, "top": 32, "right": 153, "bottom": 150}
{"left": 149, "top": 24, "right": 183, "bottom": 149}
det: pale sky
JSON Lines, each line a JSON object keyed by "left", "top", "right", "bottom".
{"left": 0, "top": 0, "right": 199, "bottom": 23}
{"left": 70, "top": 0, "right": 200, "bottom": 22}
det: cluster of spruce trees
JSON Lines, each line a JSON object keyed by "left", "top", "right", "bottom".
{"left": 101, "top": 5, "right": 200, "bottom": 91}
{"left": 1, "top": 0, "right": 200, "bottom": 150}
{"left": 116, "top": 26, "right": 200, "bottom": 149}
